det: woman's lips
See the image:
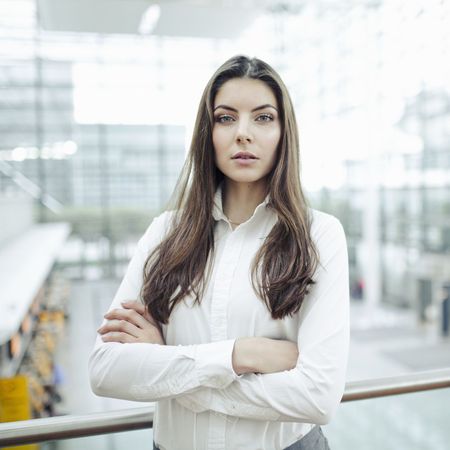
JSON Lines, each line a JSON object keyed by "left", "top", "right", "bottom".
{"left": 232, "top": 151, "right": 258, "bottom": 159}
{"left": 232, "top": 157, "right": 258, "bottom": 166}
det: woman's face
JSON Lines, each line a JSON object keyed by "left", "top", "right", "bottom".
{"left": 212, "top": 77, "right": 281, "bottom": 187}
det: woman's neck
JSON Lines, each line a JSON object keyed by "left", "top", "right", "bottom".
{"left": 222, "top": 180, "right": 267, "bottom": 225}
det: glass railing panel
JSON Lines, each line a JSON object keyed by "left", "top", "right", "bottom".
{"left": 40, "top": 429, "right": 154, "bottom": 450}
{"left": 325, "top": 388, "right": 450, "bottom": 450}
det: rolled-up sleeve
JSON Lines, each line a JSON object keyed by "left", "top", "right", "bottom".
{"left": 176, "top": 216, "right": 350, "bottom": 424}
{"left": 88, "top": 212, "right": 241, "bottom": 402}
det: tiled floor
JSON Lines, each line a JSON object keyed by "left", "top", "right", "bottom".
{"left": 51, "top": 279, "right": 450, "bottom": 450}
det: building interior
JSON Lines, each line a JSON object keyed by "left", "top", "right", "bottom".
{"left": 0, "top": 0, "right": 449, "bottom": 449}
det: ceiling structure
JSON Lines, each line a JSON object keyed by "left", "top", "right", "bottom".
{"left": 37, "top": 0, "right": 263, "bottom": 38}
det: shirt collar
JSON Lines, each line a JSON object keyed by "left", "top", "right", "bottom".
{"left": 212, "top": 182, "right": 271, "bottom": 223}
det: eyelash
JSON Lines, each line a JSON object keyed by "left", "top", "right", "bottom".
{"left": 257, "top": 113, "right": 274, "bottom": 122}
{"left": 214, "top": 115, "right": 234, "bottom": 123}
{"left": 214, "top": 113, "right": 274, "bottom": 123}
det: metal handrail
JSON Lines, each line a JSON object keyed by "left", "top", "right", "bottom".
{"left": 341, "top": 367, "right": 450, "bottom": 401}
{"left": 1, "top": 367, "right": 449, "bottom": 447}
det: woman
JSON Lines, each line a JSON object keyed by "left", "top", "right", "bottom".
{"left": 89, "top": 55, "right": 349, "bottom": 450}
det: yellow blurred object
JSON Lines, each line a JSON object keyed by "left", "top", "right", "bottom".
{"left": 0, "top": 375, "right": 38, "bottom": 450}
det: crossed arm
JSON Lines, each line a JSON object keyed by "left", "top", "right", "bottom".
{"left": 89, "top": 213, "right": 349, "bottom": 425}
{"left": 97, "top": 300, "right": 299, "bottom": 376}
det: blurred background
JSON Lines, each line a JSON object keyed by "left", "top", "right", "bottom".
{"left": 0, "top": 0, "right": 449, "bottom": 449}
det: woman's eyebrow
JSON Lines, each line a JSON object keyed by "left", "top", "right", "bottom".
{"left": 251, "top": 104, "right": 278, "bottom": 112}
{"left": 213, "top": 104, "right": 278, "bottom": 112}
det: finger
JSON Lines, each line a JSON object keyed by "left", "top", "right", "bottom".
{"left": 104, "top": 308, "right": 149, "bottom": 329}
{"left": 121, "top": 301, "right": 158, "bottom": 326}
{"left": 101, "top": 331, "right": 135, "bottom": 344}
{"left": 121, "top": 300, "right": 146, "bottom": 315}
{"left": 99, "top": 319, "right": 140, "bottom": 337}
{"left": 98, "top": 319, "right": 140, "bottom": 338}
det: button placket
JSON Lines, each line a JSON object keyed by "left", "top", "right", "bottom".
{"left": 207, "top": 227, "right": 244, "bottom": 449}
{"left": 210, "top": 230, "right": 243, "bottom": 342}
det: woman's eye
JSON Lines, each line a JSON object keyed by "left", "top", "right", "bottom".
{"left": 215, "top": 115, "right": 234, "bottom": 123}
{"left": 256, "top": 113, "right": 274, "bottom": 122}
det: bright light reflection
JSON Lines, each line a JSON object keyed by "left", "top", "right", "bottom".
{"left": 72, "top": 63, "right": 203, "bottom": 126}
{"left": 0, "top": 142, "right": 78, "bottom": 161}
{"left": 139, "top": 4, "right": 161, "bottom": 34}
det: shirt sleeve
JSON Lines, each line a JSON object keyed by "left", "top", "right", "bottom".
{"left": 88, "top": 212, "right": 241, "bottom": 402}
{"left": 175, "top": 215, "right": 350, "bottom": 425}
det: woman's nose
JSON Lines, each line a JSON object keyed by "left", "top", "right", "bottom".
{"left": 236, "top": 134, "right": 252, "bottom": 144}
{"left": 236, "top": 120, "right": 252, "bottom": 144}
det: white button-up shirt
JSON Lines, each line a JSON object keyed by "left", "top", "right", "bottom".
{"left": 89, "top": 185, "right": 350, "bottom": 450}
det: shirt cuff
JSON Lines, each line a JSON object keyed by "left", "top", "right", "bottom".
{"left": 195, "top": 338, "right": 242, "bottom": 389}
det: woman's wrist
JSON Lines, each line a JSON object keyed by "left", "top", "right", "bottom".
{"left": 232, "top": 336, "right": 299, "bottom": 375}
{"left": 232, "top": 337, "right": 262, "bottom": 375}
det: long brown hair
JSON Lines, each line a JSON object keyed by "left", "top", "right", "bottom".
{"left": 141, "top": 55, "right": 318, "bottom": 324}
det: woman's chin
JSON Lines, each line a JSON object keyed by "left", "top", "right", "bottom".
{"left": 223, "top": 174, "right": 267, "bottom": 185}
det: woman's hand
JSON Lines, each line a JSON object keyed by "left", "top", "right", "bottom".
{"left": 97, "top": 300, "right": 165, "bottom": 345}
{"left": 233, "top": 337, "right": 299, "bottom": 375}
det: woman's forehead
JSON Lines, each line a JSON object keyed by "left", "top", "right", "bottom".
{"left": 214, "top": 78, "right": 277, "bottom": 109}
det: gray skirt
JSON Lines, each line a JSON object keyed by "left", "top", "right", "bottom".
{"left": 153, "top": 424, "right": 331, "bottom": 450}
